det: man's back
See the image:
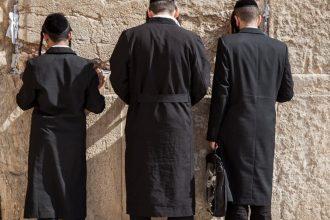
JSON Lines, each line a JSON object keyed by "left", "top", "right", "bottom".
{"left": 223, "top": 28, "right": 289, "bottom": 101}
{"left": 111, "top": 17, "right": 210, "bottom": 105}
{"left": 216, "top": 28, "right": 294, "bottom": 139}
{"left": 207, "top": 27, "right": 294, "bottom": 206}
{"left": 16, "top": 46, "right": 105, "bottom": 219}
{"left": 131, "top": 19, "right": 195, "bottom": 95}
{"left": 208, "top": 28, "right": 294, "bottom": 141}
{"left": 110, "top": 17, "right": 210, "bottom": 217}
{"left": 17, "top": 47, "right": 105, "bottom": 116}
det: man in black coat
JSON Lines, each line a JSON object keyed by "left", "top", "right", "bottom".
{"left": 110, "top": 0, "right": 210, "bottom": 219}
{"left": 17, "top": 13, "right": 105, "bottom": 220}
{"left": 207, "top": 1, "right": 294, "bottom": 219}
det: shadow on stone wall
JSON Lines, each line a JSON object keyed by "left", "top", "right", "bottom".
{"left": 86, "top": 97, "right": 125, "bottom": 149}
{"left": 85, "top": 96, "right": 126, "bottom": 219}
{"left": 0, "top": 76, "right": 30, "bottom": 219}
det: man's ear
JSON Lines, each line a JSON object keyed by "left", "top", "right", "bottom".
{"left": 147, "top": 9, "right": 154, "bottom": 18}
{"left": 68, "top": 31, "right": 73, "bottom": 41}
{"left": 257, "top": 15, "right": 263, "bottom": 27}
{"left": 43, "top": 33, "right": 49, "bottom": 42}
{"left": 174, "top": 8, "right": 180, "bottom": 19}
{"left": 43, "top": 33, "right": 53, "bottom": 48}
{"left": 234, "top": 15, "right": 240, "bottom": 29}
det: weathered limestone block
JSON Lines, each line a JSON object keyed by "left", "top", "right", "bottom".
{"left": 0, "top": 6, "right": 3, "bottom": 23}
{"left": 0, "top": 51, "right": 7, "bottom": 67}
{"left": 18, "top": 0, "right": 147, "bottom": 59}
{"left": 271, "top": 74, "right": 330, "bottom": 220}
{"left": 0, "top": 74, "right": 29, "bottom": 220}
{"left": 86, "top": 95, "right": 126, "bottom": 220}
{"left": 270, "top": 0, "right": 330, "bottom": 75}
{"left": 273, "top": 96, "right": 330, "bottom": 220}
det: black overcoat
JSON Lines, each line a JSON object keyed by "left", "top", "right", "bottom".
{"left": 16, "top": 47, "right": 105, "bottom": 219}
{"left": 207, "top": 28, "right": 294, "bottom": 206}
{"left": 110, "top": 17, "right": 210, "bottom": 217}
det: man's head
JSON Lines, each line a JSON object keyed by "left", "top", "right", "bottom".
{"left": 233, "top": 0, "right": 262, "bottom": 30}
{"left": 39, "top": 13, "right": 72, "bottom": 55}
{"left": 147, "top": 0, "right": 179, "bottom": 19}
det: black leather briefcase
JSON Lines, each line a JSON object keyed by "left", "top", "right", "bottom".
{"left": 206, "top": 149, "right": 233, "bottom": 217}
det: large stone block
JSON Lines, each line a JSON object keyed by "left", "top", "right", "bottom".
{"left": 270, "top": 0, "right": 330, "bottom": 75}
{"left": 0, "top": 6, "right": 3, "bottom": 23}
{"left": 273, "top": 96, "right": 330, "bottom": 220}
{"left": 86, "top": 95, "right": 126, "bottom": 220}
{"left": 0, "top": 51, "right": 7, "bottom": 67}
{"left": 18, "top": 0, "right": 147, "bottom": 59}
{"left": 0, "top": 74, "right": 29, "bottom": 219}
{"left": 271, "top": 74, "right": 330, "bottom": 220}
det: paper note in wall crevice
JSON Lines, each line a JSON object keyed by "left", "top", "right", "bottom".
{"left": 6, "top": 5, "right": 19, "bottom": 44}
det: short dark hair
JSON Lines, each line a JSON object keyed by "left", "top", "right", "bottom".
{"left": 149, "top": 0, "right": 176, "bottom": 14}
{"left": 46, "top": 33, "right": 69, "bottom": 43}
{"left": 234, "top": 6, "right": 260, "bottom": 23}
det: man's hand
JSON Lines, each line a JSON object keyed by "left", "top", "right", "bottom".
{"left": 19, "top": 49, "right": 39, "bottom": 73}
{"left": 209, "top": 141, "right": 219, "bottom": 151}
{"left": 95, "top": 68, "right": 106, "bottom": 90}
{"left": 28, "top": 49, "right": 39, "bottom": 59}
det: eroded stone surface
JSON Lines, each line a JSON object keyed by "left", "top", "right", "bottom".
{"left": 0, "top": 0, "right": 329, "bottom": 219}
{"left": 0, "top": 74, "right": 29, "bottom": 220}
{"left": 86, "top": 96, "right": 126, "bottom": 220}
{"left": 270, "top": 0, "right": 330, "bottom": 75}
{"left": 273, "top": 95, "right": 330, "bottom": 220}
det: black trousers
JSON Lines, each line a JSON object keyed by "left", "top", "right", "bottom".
{"left": 130, "top": 216, "right": 194, "bottom": 220}
{"left": 225, "top": 203, "right": 272, "bottom": 220}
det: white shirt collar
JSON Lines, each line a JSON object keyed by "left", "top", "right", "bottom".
{"left": 52, "top": 45, "right": 70, "bottom": 48}
{"left": 153, "top": 14, "right": 181, "bottom": 26}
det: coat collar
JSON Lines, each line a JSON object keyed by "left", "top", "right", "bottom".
{"left": 147, "top": 17, "right": 178, "bottom": 26}
{"left": 153, "top": 15, "right": 181, "bottom": 26}
{"left": 239, "top": 27, "right": 265, "bottom": 35}
{"left": 46, "top": 47, "right": 77, "bottom": 55}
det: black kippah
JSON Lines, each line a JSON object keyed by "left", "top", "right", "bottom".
{"left": 42, "top": 13, "right": 71, "bottom": 35}
{"left": 234, "top": 0, "right": 259, "bottom": 9}
{"left": 38, "top": 13, "right": 72, "bottom": 56}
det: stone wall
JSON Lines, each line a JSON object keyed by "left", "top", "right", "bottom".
{"left": 0, "top": 0, "right": 329, "bottom": 219}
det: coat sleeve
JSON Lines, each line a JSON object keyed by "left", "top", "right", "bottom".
{"left": 277, "top": 46, "right": 294, "bottom": 103}
{"left": 190, "top": 35, "right": 211, "bottom": 106}
{"left": 110, "top": 31, "right": 130, "bottom": 104}
{"left": 16, "top": 61, "right": 37, "bottom": 110}
{"left": 207, "top": 38, "right": 231, "bottom": 142}
{"left": 85, "top": 64, "right": 106, "bottom": 114}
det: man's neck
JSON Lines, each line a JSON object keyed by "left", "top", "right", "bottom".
{"left": 48, "top": 41, "right": 69, "bottom": 48}
{"left": 153, "top": 12, "right": 175, "bottom": 19}
{"left": 152, "top": 13, "right": 180, "bottom": 26}
{"left": 239, "top": 24, "right": 258, "bottom": 30}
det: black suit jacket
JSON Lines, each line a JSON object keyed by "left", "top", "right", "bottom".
{"left": 17, "top": 47, "right": 105, "bottom": 219}
{"left": 207, "top": 28, "right": 294, "bottom": 205}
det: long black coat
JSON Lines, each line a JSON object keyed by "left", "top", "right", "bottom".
{"left": 16, "top": 47, "right": 105, "bottom": 219}
{"left": 207, "top": 28, "right": 294, "bottom": 206}
{"left": 110, "top": 17, "right": 210, "bottom": 217}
